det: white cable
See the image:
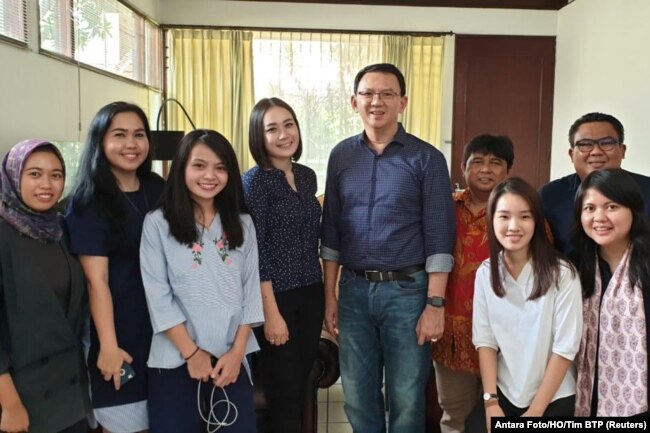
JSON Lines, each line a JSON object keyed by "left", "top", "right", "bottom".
{"left": 197, "top": 380, "right": 239, "bottom": 432}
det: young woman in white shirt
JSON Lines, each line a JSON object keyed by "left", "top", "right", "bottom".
{"left": 465, "top": 177, "right": 583, "bottom": 433}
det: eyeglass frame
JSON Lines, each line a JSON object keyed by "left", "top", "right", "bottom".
{"left": 572, "top": 136, "right": 622, "bottom": 153}
{"left": 356, "top": 90, "right": 402, "bottom": 101}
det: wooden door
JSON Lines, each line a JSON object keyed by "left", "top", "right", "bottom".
{"left": 451, "top": 35, "right": 556, "bottom": 190}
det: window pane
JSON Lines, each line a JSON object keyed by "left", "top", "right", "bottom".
{"left": 74, "top": 0, "right": 142, "bottom": 81}
{"left": 253, "top": 32, "right": 382, "bottom": 194}
{"left": 0, "top": 0, "right": 27, "bottom": 43}
{"left": 145, "top": 20, "right": 161, "bottom": 87}
{"left": 39, "top": 0, "right": 72, "bottom": 55}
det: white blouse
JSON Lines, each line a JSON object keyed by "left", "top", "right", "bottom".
{"left": 472, "top": 256, "right": 583, "bottom": 408}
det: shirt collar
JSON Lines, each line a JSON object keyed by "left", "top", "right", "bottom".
{"left": 455, "top": 189, "right": 488, "bottom": 218}
{"left": 355, "top": 123, "right": 408, "bottom": 150}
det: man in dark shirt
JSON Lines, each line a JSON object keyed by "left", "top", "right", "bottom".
{"left": 539, "top": 112, "right": 650, "bottom": 256}
{"left": 321, "top": 63, "right": 455, "bottom": 432}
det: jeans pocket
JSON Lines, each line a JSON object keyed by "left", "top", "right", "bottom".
{"left": 338, "top": 268, "right": 356, "bottom": 289}
{"left": 392, "top": 270, "right": 427, "bottom": 291}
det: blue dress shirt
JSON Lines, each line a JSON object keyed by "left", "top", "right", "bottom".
{"left": 320, "top": 124, "right": 455, "bottom": 273}
{"left": 242, "top": 163, "right": 323, "bottom": 292}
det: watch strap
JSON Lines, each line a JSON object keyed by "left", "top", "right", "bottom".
{"left": 426, "top": 296, "right": 446, "bottom": 308}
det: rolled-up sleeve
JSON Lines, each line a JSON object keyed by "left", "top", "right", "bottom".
{"left": 140, "top": 213, "right": 187, "bottom": 334}
{"left": 472, "top": 263, "right": 499, "bottom": 350}
{"left": 552, "top": 266, "right": 583, "bottom": 360}
{"left": 240, "top": 218, "right": 264, "bottom": 327}
{"left": 422, "top": 151, "right": 456, "bottom": 273}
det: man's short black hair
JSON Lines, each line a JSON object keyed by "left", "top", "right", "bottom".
{"left": 353, "top": 63, "right": 406, "bottom": 96}
{"left": 568, "top": 112, "right": 625, "bottom": 146}
{"left": 462, "top": 134, "right": 514, "bottom": 171}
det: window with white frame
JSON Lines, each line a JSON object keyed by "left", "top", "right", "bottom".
{"left": 39, "top": 0, "right": 161, "bottom": 88}
{"left": 0, "top": 0, "right": 27, "bottom": 44}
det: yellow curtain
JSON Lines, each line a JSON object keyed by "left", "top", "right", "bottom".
{"left": 167, "top": 29, "right": 255, "bottom": 170}
{"left": 383, "top": 35, "right": 444, "bottom": 148}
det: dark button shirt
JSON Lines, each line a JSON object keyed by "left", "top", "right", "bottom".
{"left": 539, "top": 170, "right": 650, "bottom": 256}
{"left": 242, "top": 163, "right": 322, "bottom": 292}
{"left": 320, "top": 124, "right": 455, "bottom": 272}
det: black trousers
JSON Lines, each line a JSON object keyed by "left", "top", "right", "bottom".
{"left": 465, "top": 388, "right": 575, "bottom": 433}
{"left": 254, "top": 282, "right": 325, "bottom": 433}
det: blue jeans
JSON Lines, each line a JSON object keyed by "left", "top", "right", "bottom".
{"left": 338, "top": 268, "right": 430, "bottom": 433}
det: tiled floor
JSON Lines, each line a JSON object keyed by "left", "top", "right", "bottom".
{"left": 317, "top": 382, "right": 352, "bottom": 433}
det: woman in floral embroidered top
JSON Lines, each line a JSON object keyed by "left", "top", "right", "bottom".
{"left": 139, "top": 129, "right": 264, "bottom": 433}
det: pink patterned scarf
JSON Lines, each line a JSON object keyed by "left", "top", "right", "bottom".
{"left": 576, "top": 246, "right": 648, "bottom": 416}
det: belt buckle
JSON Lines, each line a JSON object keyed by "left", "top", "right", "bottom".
{"left": 364, "top": 270, "right": 382, "bottom": 281}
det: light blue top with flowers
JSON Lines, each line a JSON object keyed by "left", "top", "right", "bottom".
{"left": 139, "top": 209, "right": 264, "bottom": 380}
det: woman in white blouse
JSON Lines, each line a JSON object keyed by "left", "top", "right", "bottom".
{"left": 139, "top": 129, "right": 264, "bottom": 433}
{"left": 465, "top": 177, "right": 582, "bottom": 433}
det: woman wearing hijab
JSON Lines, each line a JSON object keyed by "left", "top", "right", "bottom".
{"left": 0, "top": 139, "right": 89, "bottom": 433}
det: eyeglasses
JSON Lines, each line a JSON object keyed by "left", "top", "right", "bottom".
{"left": 356, "top": 90, "right": 400, "bottom": 101}
{"left": 574, "top": 137, "right": 620, "bottom": 153}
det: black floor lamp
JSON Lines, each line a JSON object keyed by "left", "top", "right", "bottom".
{"left": 149, "top": 98, "right": 197, "bottom": 161}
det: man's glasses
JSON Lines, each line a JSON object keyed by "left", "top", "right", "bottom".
{"left": 356, "top": 90, "right": 400, "bottom": 101}
{"left": 574, "top": 137, "right": 620, "bottom": 153}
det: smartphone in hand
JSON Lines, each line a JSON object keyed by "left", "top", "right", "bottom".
{"left": 120, "top": 362, "right": 135, "bottom": 386}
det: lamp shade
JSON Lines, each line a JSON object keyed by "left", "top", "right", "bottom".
{"left": 150, "top": 131, "right": 184, "bottom": 160}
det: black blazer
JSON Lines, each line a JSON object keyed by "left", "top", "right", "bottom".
{"left": 0, "top": 219, "right": 90, "bottom": 433}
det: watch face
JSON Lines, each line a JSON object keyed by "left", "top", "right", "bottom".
{"left": 483, "top": 392, "right": 491, "bottom": 401}
{"left": 428, "top": 296, "right": 445, "bottom": 307}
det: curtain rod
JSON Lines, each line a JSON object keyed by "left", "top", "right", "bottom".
{"left": 160, "top": 24, "right": 454, "bottom": 37}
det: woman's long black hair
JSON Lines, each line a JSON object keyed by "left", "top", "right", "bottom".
{"left": 487, "top": 177, "right": 573, "bottom": 300}
{"left": 68, "top": 101, "right": 153, "bottom": 238}
{"left": 161, "top": 129, "right": 247, "bottom": 248}
{"left": 571, "top": 168, "right": 650, "bottom": 298}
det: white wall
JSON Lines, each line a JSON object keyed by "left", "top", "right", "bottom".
{"left": 552, "top": 0, "right": 650, "bottom": 179}
{"left": 0, "top": 0, "right": 161, "bottom": 154}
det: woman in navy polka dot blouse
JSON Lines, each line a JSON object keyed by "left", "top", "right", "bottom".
{"left": 242, "top": 97, "right": 325, "bottom": 433}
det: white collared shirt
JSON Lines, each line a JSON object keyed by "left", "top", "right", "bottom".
{"left": 472, "top": 256, "right": 583, "bottom": 408}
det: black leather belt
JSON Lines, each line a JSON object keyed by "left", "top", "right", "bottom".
{"left": 353, "top": 265, "right": 425, "bottom": 282}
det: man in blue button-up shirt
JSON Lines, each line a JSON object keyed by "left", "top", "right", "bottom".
{"left": 321, "top": 63, "right": 456, "bottom": 432}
